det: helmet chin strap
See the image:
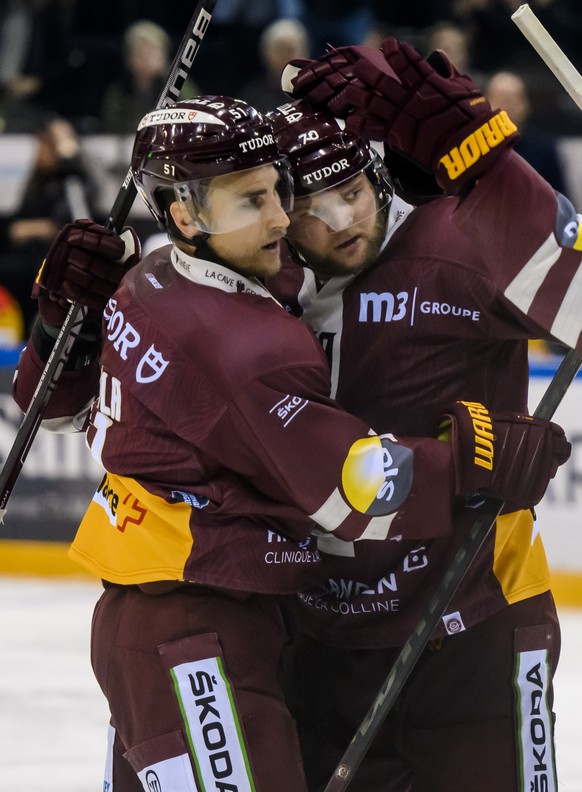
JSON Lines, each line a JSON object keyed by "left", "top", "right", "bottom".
{"left": 286, "top": 238, "right": 308, "bottom": 269}
{"left": 190, "top": 235, "right": 230, "bottom": 268}
{"left": 167, "top": 218, "right": 233, "bottom": 271}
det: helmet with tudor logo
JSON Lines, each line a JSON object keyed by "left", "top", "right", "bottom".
{"left": 268, "top": 100, "right": 392, "bottom": 234}
{"left": 131, "top": 96, "right": 293, "bottom": 236}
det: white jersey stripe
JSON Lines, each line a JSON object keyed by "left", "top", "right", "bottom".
{"left": 310, "top": 487, "right": 352, "bottom": 532}
{"left": 504, "top": 233, "right": 561, "bottom": 314}
{"left": 313, "top": 531, "right": 356, "bottom": 556}
{"left": 310, "top": 491, "right": 397, "bottom": 539}
{"left": 299, "top": 271, "right": 354, "bottom": 400}
{"left": 550, "top": 258, "right": 582, "bottom": 346}
{"left": 356, "top": 512, "right": 397, "bottom": 541}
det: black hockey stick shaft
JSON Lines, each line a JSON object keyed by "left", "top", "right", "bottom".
{"left": 325, "top": 8, "right": 582, "bottom": 785}
{"left": 0, "top": 0, "right": 217, "bottom": 520}
{"left": 324, "top": 347, "right": 582, "bottom": 792}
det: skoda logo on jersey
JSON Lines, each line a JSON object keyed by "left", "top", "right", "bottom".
{"left": 145, "top": 770, "right": 162, "bottom": 792}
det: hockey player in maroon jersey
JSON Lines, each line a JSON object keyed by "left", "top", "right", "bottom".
{"left": 11, "top": 95, "right": 569, "bottom": 792}
{"left": 265, "top": 38, "right": 582, "bottom": 792}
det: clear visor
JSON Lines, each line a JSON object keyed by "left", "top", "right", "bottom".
{"left": 287, "top": 163, "right": 389, "bottom": 239}
{"left": 174, "top": 160, "right": 294, "bottom": 235}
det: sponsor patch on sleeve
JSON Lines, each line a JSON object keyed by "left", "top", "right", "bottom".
{"left": 342, "top": 435, "right": 413, "bottom": 516}
{"left": 555, "top": 192, "right": 582, "bottom": 251}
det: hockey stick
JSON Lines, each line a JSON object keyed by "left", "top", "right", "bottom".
{"left": 512, "top": 4, "right": 582, "bottom": 112}
{"left": 323, "top": 352, "right": 581, "bottom": 792}
{"left": 0, "top": 0, "right": 216, "bottom": 522}
{"left": 323, "top": 7, "right": 582, "bottom": 790}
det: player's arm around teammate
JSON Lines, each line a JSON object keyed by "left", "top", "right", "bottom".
{"left": 281, "top": 35, "right": 582, "bottom": 350}
{"left": 12, "top": 96, "right": 570, "bottom": 792}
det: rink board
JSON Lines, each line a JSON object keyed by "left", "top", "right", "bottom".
{"left": 1, "top": 356, "right": 582, "bottom": 604}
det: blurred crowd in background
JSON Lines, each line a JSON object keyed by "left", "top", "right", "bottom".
{"left": 1, "top": 0, "right": 581, "bottom": 347}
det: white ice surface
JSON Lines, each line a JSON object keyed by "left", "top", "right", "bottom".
{"left": 0, "top": 577, "right": 581, "bottom": 791}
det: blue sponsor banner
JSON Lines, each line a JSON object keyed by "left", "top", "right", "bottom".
{"left": 528, "top": 354, "right": 582, "bottom": 378}
{"left": 0, "top": 346, "right": 23, "bottom": 368}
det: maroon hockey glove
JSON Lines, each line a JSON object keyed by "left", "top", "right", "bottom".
{"left": 283, "top": 38, "right": 520, "bottom": 194}
{"left": 34, "top": 219, "right": 141, "bottom": 327}
{"left": 281, "top": 45, "right": 398, "bottom": 115}
{"left": 442, "top": 401, "right": 570, "bottom": 511}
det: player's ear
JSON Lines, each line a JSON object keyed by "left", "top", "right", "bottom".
{"left": 169, "top": 200, "right": 208, "bottom": 241}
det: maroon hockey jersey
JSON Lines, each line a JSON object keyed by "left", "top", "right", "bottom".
{"left": 267, "top": 150, "right": 574, "bottom": 645}
{"left": 14, "top": 244, "right": 463, "bottom": 594}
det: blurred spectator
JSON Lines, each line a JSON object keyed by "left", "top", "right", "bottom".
{"left": 427, "top": 19, "right": 468, "bottom": 64}
{"left": 457, "top": 0, "right": 582, "bottom": 73}
{"left": 0, "top": 114, "right": 99, "bottom": 333}
{"left": 485, "top": 70, "right": 568, "bottom": 195}
{"left": 0, "top": 0, "right": 73, "bottom": 132}
{"left": 100, "top": 20, "right": 198, "bottom": 134}
{"left": 366, "top": 1, "right": 457, "bottom": 49}
{"left": 192, "top": 0, "right": 296, "bottom": 97}
{"left": 0, "top": 0, "right": 131, "bottom": 132}
{"left": 370, "top": 0, "right": 457, "bottom": 31}
{"left": 239, "top": 18, "right": 310, "bottom": 113}
{"left": 50, "top": 1, "right": 130, "bottom": 130}
{"left": 305, "top": 0, "right": 375, "bottom": 55}
{"left": 424, "top": 20, "right": 489, "bottom": 90}
{"left": 457, "top": 0, "right": 582, "bottom": 135}
{"left": 426, "top": 20, "right": 470, "bottom": 71}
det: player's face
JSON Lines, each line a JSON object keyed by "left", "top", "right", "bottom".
{"left": 203, "top": 165, "right": 290, "bottom": 278}
{"left": 286, "top": 174, "right": 385, "bottom": 279}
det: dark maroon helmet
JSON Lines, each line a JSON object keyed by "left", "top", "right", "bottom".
{"left": 268, "top": 100, "right": 393, "bottom": 210}
{"left": 131, "top": 96, "right": 293, "bottom": 235}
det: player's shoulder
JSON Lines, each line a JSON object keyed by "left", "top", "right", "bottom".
{"left": 118, "top": 253, "right": 323, "bottom": 379}
{"left": 385, "top": 196, "right": 490, "bottom": 275}
{"left": 203, "top": 289, "right": 324, "bottom": 381}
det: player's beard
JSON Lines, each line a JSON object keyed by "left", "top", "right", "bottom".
{"left": 293, "top": 212, "right": 387, "bottom": 281}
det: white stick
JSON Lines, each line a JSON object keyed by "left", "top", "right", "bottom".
{"left": 512, "top": 4, "right": 582, "bottom": 112}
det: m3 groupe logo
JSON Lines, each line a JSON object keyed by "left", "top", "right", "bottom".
{"left": 359, "top": 291, "right": 409, "bottom": 323}
{"left": 358, "top": 289, "right": 481, "bottom": 324}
